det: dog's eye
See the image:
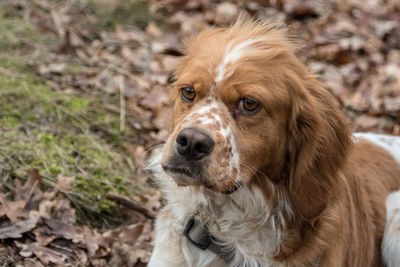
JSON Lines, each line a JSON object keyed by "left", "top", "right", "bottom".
{"left": 238, "top": 98, "right": 260, "bottom": 114}
{"left": 181, "top": 87, "right": 196, "bottom": 102}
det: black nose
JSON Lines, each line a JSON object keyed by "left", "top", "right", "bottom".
{"left": 176, "top": 128, "right": 214, "bottom": 160}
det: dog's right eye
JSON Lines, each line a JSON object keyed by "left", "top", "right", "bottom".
{"left": 237, "top": 98, "right": 261, "bottom": 115}
{"left": 181, "top": 87, "right": 196, "bottom": 102}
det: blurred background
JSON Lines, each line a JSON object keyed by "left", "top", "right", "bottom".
{"left": 0, "top": 0, "right": 399, "bottom": 266}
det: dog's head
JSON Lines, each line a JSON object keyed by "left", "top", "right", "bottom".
{"left": 160, "top": 18, "right": 351, "bottom": 223}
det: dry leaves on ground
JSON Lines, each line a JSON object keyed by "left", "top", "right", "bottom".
{"left": 0, "top": 170, "right": 152, "bottom": 266}
{"left": 27, "top": 0, "right": 399, "bottom": 144}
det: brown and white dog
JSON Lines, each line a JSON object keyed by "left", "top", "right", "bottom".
{"left": 147, "top": 17, "right": 400, "bottom": 267}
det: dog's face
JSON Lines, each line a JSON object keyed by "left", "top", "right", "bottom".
{"left": 161, "top": 22, "right": 295, "bottom": 193}
{"left": 160, "top": 19, "right": 350, "bottom": 222}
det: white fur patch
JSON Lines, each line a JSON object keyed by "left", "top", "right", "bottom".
{"left": 177, "top": 98, "right": 241, "bottom": 182}
{"left": 382, "top": 191, "right": 400, "bottom": 267}
{"left": 353, "top": 132, "right": 400, "bottom": 163}
{"left": 148, "top": 148, "right": 289, "bottom": 266}
{"left": 214, "top": 38, "right": 265, "bottom": 84}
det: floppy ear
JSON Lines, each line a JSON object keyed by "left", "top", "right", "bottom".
{"left": 286, "top": 76, "right": 351, "bottom": 224}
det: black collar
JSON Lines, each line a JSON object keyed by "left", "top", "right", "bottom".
{"left": 184, "top": 217, "right": 321, "bottom": 266}
{"left": 183, "top": 217, "right": 234, "bottom": 263}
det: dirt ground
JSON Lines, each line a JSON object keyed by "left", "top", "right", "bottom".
{"left": 0, "top": 0, "right": 399, "bottom": 266}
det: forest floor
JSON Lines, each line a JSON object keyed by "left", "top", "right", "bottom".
{"left": 0, "top": 0, "right": 399, "bottom": 266}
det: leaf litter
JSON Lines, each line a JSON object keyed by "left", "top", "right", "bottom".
{"left": 0, "top": 170, "right": 152, "bottom": 266}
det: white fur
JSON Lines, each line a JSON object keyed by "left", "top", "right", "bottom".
{"left": 215, "top": 38, "right": 265, "bottom": 84}
{"left": 353, "top": 132, "right": 400, "bottom": 163}
{"left": 228, "top": 133, "right": 239, "bottom": 175}
{"left": 147, "top": 148, "right": 291, "bottom": 267}
{"left": 382, "top": 191, "right": 400, "bottom": 267}
{"left": 191, "top": 101, "right": 219, "bottom": 116}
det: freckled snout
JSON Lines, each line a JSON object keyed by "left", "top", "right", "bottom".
{"left": 176, "top": 128, "right": 214, "bottom": 160}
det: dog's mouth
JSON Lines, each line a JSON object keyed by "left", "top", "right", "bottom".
{"left": 162, "top": 164, "right": 195, "bottom": 178}
{"left": 161, "top": 159, "right": 204, "bottom": 186}
{"left": 162, "top": 160, "right": 243, "bottom": 194}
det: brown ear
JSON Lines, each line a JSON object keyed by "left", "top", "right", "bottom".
{"left": 286, "top": 76, "right": 351, "bottom": 224}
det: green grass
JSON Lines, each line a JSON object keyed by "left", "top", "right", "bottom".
{"left": 0, "top": 3, "right": 149, "bottom": 227}
{"left": 0, "top": 69, "right": 143, "bottom": 226}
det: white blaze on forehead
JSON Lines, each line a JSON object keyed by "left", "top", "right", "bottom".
{"left": 214, "top": 37, "right": 265, "bottom": 84}
{"left": 193, "top": 101, "right": 219, "bottom": 114}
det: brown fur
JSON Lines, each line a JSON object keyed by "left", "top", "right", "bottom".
{"left": 162, "top": 17, "right": 400, "bottom": 266}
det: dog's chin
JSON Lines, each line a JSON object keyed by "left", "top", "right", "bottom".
{"left": 168, "top": 171, "right": 203, "bottom": 187}
{"left": 162, "top": 163, "right": 203, "bottom": 187}
{"left": 167, "top": 172, "right": 242, "bottom": 194}
{"left": 204, "top": 179, "right": 243, "bottom": 194}
{"left": 161, "top": 160, "right": 243, "bottom": 193}
{"left": 161, "top": 153, "right": 207, "bottom": 186}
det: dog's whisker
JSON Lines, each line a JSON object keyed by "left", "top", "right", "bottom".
{"left": 143, "top": 143, "right": 164, "bottom": 158}
{"left": 239, "top": 161, "right": 269, "bottom": 180}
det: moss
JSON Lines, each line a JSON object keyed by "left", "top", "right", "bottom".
{"left": 0, "top": 7, "right": 146, "bottom": 227}
{"left": 0, "top": 9, "right": 59, "bottom": 53}
{"left": 0, "top": 11, "right": 36, "bottom": 50}
{"left": 67, "top": 97, "right": 89, "bottom": 113}
{"left": 2, "top": 116, "right": 19, "bottom": 127}
{"left": 0, "top": 77, "right": 140, "bottom": 222}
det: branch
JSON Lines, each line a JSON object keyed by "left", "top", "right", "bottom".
{"left": 106, "top": 192, "right": 155, "bottom": 220}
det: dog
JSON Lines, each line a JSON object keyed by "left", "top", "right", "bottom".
{"left": 147, "top": 17, "right": 400, "bottom": 267}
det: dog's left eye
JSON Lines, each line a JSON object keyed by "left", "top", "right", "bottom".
{"left": 238, "top": 98, "right": 260, "bottom": 114}
{"left": 181, "top": 87, "right": 196, "bottom": 102}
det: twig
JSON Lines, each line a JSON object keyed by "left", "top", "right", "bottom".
{"left": 110, "top": 64, "right": 137, "bottom": 81}
{"left": 50, "top": 9, "right": 65, "bottom": 38}
{"left": 119, "top": 75, "right": 126, "bottom": 133}
{"left": 106, "top": 192, "right": 155, "bottom": 220}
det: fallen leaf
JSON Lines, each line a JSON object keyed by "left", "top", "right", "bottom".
{"left": 16, "top": 241, "right": 68, "bottom": 265}
{"left": 0, "top": 194, "right": 28, "bottom": 222}
{"left": 139, "top": 85, "right": 169, "bottom": 111}
{"left": 78, "top": 225, "right": 108, "bottom": 258}
{"left": 14, "top": 169, "right": 41, "bottom": 202}
{"left": 119, "top": 223, "right": 144, "bottom": 246}
{"left": 38, "top": 63, "right": 66, "bottom": 75}
{"left": 0, "top": 211, "right": 40, "bottom": 239}
{"left": 352, "top": 114, "right": 395, "bottom": 133}
{"left": 39, "top": 198, "right": 76, "bottom": 224}
{"left": 0, "top": 202, "right": 4, "bottom": 217}
{"left": 153, "top": 105, "right": 172, "bottom": 130}
{"left": 146, "top": 21, "right": 163, "bottom": 38}
{"left": 42, "top": 217, "right": 83, "bottom": 243}
{"left": 54, "top": 175, "right": 74, "bottom": 192}
{"left": 383, "top": 96, "right": 400, "bottom": 113}
{"left": 215, "top": 2, "right": 239, "bottom": 24}
{"left": 33, "top": 226, "right": 57, "bottom": 246}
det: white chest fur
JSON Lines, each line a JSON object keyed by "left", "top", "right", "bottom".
{"left": 147, "top": 151, "right": 288, "bottom": 267}
{"left": 165, "top": 181, "right": 283, "bottom": 266}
